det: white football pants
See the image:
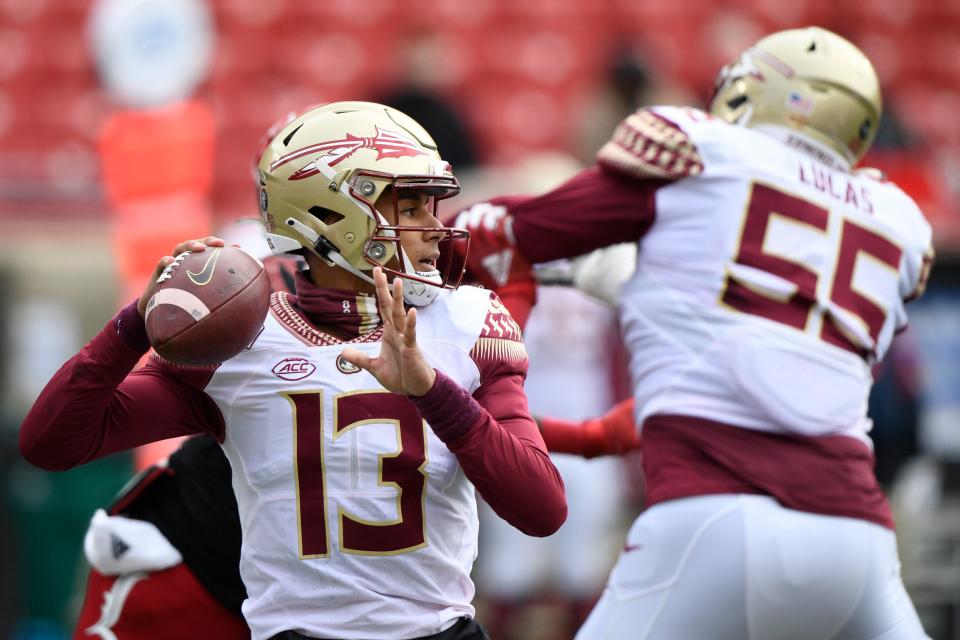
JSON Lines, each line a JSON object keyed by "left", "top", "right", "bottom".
{"left": 576, "top": 494, "right": 930, "bottom": 640}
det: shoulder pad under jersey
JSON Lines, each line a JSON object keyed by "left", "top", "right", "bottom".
{"left": 597, "top": 106, "right": 705, "bottom": 180}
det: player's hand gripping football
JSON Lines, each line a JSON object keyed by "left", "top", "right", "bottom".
{"left": 340, "top": 267, "right": 437, "bottom": 397}
{"left": 137, "top": 236, "right": 227, "bottom": 318}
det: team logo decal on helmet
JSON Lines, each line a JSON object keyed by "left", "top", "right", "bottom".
{"left": 272, "top": 128, "right": 429, "bottom": 180}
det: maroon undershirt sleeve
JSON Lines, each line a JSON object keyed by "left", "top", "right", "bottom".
{"left": 510, "top": 165, "right": 662, "bottom": 264}
{"left": 409, "top": 369, "right": 567, "bottom": 537}
{"left": 19, "top": 301, "right": 223, "bottom": 471}
{"left": 538, "top": 398, "right": 640, "bottom": 458}
{"left": 538, "top": 415, "right": 604, "bottom": 458}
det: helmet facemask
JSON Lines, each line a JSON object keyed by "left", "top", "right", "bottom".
{"left": 708, "top": 56, "right": 758, "bottom": 126}
{"left": 350, "top": 170, "right": 469, "bottom": 306}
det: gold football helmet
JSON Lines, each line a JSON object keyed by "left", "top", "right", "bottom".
{"left": 709, "top": 27, "right": 881, "bottom": 166}
{"left": 256, "top": 101, "right": 467, "bottom": 305}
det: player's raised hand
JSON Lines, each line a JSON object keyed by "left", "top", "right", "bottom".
{"left": 137, "top": 236, "right": 227, "bottom": 318}
{"left": 340, "top": 267, "right": 437, "bottom": 396}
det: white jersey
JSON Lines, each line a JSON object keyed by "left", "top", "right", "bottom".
{"left": 203, "top": 286, "right": 492, "bottom": 640}
{"left": 611, "top": 106, "right": 933, "bottom": 443}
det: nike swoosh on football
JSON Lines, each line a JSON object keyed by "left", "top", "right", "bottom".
{"left": 186, "top": 248, "right": 222, "bottom": 286}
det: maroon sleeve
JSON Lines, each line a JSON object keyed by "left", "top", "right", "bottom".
{"left": 538, "top": 414, "right": 601, "bottom": 458}
{"left": 19, "top": 303, "right": 224, "bottom": 471}
{"left": 407, "top": 293, "right": 567, "bottom": 537}
{"left": 510, "top": 166, "right": 662, "bottom": 264}
{"left": 458, "top": 372, "right": 567, "bottom": 536}
{"left": 538, "top": 398, "right": 639, "bottom": 458}
{"left": 409, "top": 371, "right": 566, "bottom": 537}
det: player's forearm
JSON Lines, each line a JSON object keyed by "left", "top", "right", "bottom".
{"left": 538, "top": 414, "right": 595, "bottom": 457}
{"left": 510, "top": 166, "right": 658, "bottom": 264}
{"left": 538, "top": 398, "right": 640, "bottom": 458}
{"left": 19, "top": 305, "right": 149, "bottom": 470}
{"left": 448, "top": 413, "right": 567, "bottom": 537}
{"left": 408, "top": 371, "right": 567, "bottom": 536}
{"left": 19, "top": 303, "right": 211, "bottom": 470}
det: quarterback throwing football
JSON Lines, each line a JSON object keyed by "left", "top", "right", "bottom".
{"left": 20, "top": 102, "right": 567, "bottom": 640}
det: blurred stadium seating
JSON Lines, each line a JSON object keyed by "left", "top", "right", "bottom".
{"left": 0, "top": 0, "right": 958, "bottom": 244}
{"left": 2, "top": 1, "right": 960, "bottom": 638}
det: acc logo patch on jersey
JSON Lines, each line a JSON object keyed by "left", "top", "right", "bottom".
{"left": 272, "top": 357, "right": 316, "bottom": 381}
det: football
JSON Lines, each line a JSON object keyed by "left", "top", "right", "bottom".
{"left": 144, "top": 246, "right": 271, "bottom": 366}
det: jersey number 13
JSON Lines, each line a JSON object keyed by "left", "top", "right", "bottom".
{"left": 283, "top": 390, "right": 428, "bottom": 558}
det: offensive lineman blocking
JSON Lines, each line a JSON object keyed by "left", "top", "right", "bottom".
{"left": 455, "top": 27, "right": 933, "bottom": 639}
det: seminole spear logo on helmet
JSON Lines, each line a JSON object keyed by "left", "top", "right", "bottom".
{"left": 269, "top": 127, "right": 430, "bottom": 181}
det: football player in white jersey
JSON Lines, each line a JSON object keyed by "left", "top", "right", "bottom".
{"left": 66, "top": 252, "right": 637, "bottom": 640}
{"left": 20, "top": 102, "right": 569, "bottom": 640}
{"left": 451, "top": 27, "right": 934, "bottom": 640}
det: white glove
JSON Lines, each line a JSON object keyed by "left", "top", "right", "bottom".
{"left": 570, "top": 243, "right": 637, "bottom": 307}
{"left": 83, "top": 509, "right": 182, "bottom": 575}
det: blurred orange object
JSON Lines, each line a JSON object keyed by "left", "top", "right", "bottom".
{"left": 99, "top": 100, "right": 215, "bottom": 202}
{"left": 98, "top": 99, "right": 216, "bottom": 468}
{"left": 100, "top": 99, "right": 216, "bottom": 300}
